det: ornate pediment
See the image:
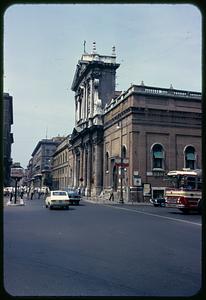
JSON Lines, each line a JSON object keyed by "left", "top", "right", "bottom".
{"left": 70, "top": 127, "right": 79, "bottom": 142}
{"left": 71, "top": 61, "right": 89, "bottom": 92}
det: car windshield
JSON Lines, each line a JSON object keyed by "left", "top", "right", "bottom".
{"left": 52, "top": 191, "right": 67, "bottom": 196}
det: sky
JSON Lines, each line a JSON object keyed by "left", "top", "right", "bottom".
{"left": 4, "top": 3, "right": 202, "bottom": 169}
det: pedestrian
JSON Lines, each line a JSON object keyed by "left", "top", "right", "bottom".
{"left": 20, "top": 189, "right": 24, "bottom": 199}
{"left": 27, "top": 187, "right": 30, "bottom": 199}
{"left": 78, "top": 187, "right": 81, "bottom": 196}
{"left": 9, "top": 190, "right": 13, "bottom": 203}
{"left": 45, "top": 187, "right": 49, "bottom": 197}
{"left": 109, "top": 188, "right": 114, "bottom": 201}
{"left": 30, "top": 189, "right": 34, "bottom": 200}
{"left": 5, "top": 188, "right": 9, "bottom": 197}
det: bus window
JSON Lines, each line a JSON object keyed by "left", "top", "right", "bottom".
{"left": 197, "top": 178, "right": 202, "bottom": 190}
{"left": 186, "top": 177, "right": 196, "bottom": 190}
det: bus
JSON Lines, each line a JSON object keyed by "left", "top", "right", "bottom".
{"left": 165, "top": 169, "right": 202, "bottom": 213}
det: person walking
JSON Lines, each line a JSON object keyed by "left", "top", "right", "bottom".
{"left": 30, "top": 189, "right": 34, "bottom": 200}
{"left": 109, "top": 188, "right": 114, "bottom": 201}
{"left": 9, "top": 190, "right": 13, "bottom": 203}
{"left": 20, "top": 189, "right": 24, "bottom": 199}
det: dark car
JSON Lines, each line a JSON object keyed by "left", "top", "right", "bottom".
{"left": 65, "top": 187, "right": 81, "bottom": 205}
{"left": 150, "top": 197, "right": 166, "bottom": 207}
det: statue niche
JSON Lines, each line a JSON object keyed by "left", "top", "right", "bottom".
{"left": 93, "top": 78, "right": 103, "bottom": 115}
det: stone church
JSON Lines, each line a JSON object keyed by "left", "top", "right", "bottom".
{"left": 67, "top": 42, "right": 201, "bottom": 202}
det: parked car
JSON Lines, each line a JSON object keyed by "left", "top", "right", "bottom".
{"left": 45, "top": 190, "right": 70, "bottom": 210}
{"left": 65, "top": 187, "right": 81, "bottom": 205}
{"left": 150, "top": 197, "right": 166, "bottom": 207}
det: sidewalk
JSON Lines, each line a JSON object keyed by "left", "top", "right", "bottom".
{"left": 3, "top": 194, "right": 44, "bottom": 206}
{"left": 82, "top": 196, "right": 151, "bottom": 206}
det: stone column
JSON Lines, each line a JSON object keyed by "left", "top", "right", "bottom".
{"left": 83, "top": 146, "right": 88, "bottom": 189}
{"left": 94, "top": 142, "right": 103, "bottom": 195}
{"left": 73, "top": 150, "right": 77, "bottom": 187}
{"left": 75, "top": 96, "right": 78, "bottom": 126}
{"left": 85, "top": 142, "right": 92, "bottom": 196}
{"left": 77, "top": 153, "right": 80, "bottom": 188}
{"left": 85, "top": 82, "right": 88, "bottom": 120}
{"left": 79, "top": 99, "right": 81, "bottom": 121}
{"left": 89, "top": 79, "right": 93, "bottom": 118}
{"left": 79, "top": 146, "right": 84, "bottom": 188}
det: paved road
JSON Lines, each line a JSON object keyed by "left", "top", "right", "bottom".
{"left": 3, "top": 197, "right": 202, "bottom": 296}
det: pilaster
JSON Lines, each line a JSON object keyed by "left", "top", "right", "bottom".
{"left": 94, "top": 141, "right": 103, "bottom": 195}
{"left": 85, "top": 142, "right": 92, "bottom": 196}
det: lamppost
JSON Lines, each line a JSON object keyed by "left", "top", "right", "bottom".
{"left": 117, "top": 121, "right": 124, "bottom": 204}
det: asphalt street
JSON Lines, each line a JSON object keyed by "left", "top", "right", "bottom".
{"left": 3, "top": 196, "right": 202, "bottom": 297}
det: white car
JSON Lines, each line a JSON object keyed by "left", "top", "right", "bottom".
{"left": 45, "top": 190, "right": 70, "bottom": 210}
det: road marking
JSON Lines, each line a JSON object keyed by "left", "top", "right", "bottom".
{"left": 103, "top": 205, "right": 202, "bottom": 226}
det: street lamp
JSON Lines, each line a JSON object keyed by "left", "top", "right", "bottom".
{"left": 117, "top": 121, "right": 124, "bottom": 204}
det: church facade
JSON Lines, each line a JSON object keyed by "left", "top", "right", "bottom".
{"left": 59, "top": 43, "right": 202, "bottom": 202}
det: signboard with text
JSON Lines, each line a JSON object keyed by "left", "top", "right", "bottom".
{"left": 143, "top": 183, "right": 151, "bottom": 196}
{"left": 10, "top": 167, "right": 24, "bottom": 178}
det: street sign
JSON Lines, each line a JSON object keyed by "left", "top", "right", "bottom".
{"left": 115, "top": 163, "right": 129, "bottom": 168}
{"left": 115, "top": 158, "right": 129, "bottom": 167}
{"left": 10, "top": 167, "right": 24, "bottom": 178}
{"left": 143, "top": 183, "right": 151, "bottom": 196}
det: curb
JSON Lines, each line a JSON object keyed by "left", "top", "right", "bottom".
{"left": 82, "top": 197, "right": 151, "bottom": 206}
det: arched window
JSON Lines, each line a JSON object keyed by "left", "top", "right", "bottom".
{"left": 152, "top": 144, "right": 164, "bottom": 169}
{"left": 184, "top": 146, "right": 196, "bottom": 169}
{"left": 105, "top": 152, "right": 109, "bottom": 172}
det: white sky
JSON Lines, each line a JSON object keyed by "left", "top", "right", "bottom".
{"left": 4, "top": 3, "right": 202, "bottom": 168}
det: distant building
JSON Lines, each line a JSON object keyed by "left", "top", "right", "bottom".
{"left": 27, "top": 136, "right": 65, "bottom": 189}
{"left": 3, "top": 93, "right": 14, "bottom": 186}
{"left": 52, "top": 135, "right": 73, "bottom": 190}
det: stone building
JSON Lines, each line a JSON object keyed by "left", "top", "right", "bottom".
{"left": 27, "top": 136, "right": 65, "bottom": 189}
{"left": 52, "top": 135, "right": 73, "bottom": 190}
{"left": 69, "top": 42, "right": 120, "bottom": 196}
{"left": 3, "top": 93, "right": 14, "bottom": 186}
{"left": 60, "top": 44, "right": 202, "bottom": 202}
{"left": 103, "top": 84, "right": 201, "bottom": 201}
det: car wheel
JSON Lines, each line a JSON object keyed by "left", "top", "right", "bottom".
{"left": 49, "top": 205, "right": 53, "bottom": 210}
{"left": 180, "top": 208, "right": 190, "bottom": 214}
{"left": 45, "top": 204, "right": 48, "bottom": 208}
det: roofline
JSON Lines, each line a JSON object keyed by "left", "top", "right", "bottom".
{"left": 104, "top": 84, "right": 201, "bottom": 114}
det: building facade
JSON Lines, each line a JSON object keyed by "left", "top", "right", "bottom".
{"left": 103, "top": 84, "right": 201, "bottom": 201}
{"left": 53, "top": 44, "right": 202, "bottom": 202}
{"left": 27, "top": 137, "right": 65, "bottom": 189}
{"left": 69, "top": 43, "right": 120, "bottom": 196}
{"left": 3, "top": 93, "right": 14, "bottom": 186}
{"left": 52, "top": 135, "right": 74, "bottom": 190}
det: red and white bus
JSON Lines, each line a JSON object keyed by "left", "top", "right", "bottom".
{"left": 165, "top": 169, "right": 202, "bottom": 213}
